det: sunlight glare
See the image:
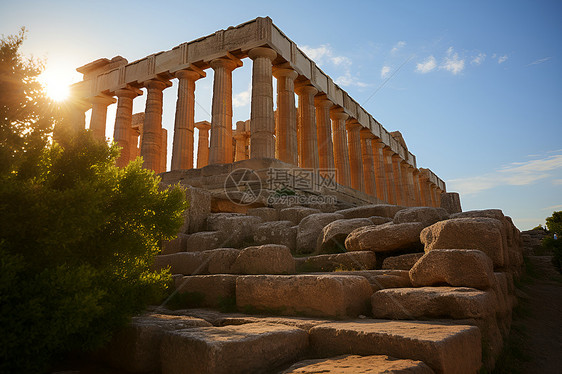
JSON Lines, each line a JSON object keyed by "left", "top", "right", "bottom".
{"left": 38, "top": 68, "right": 74, "bottom": 101}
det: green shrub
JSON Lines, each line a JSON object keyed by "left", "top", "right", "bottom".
{"left": 0, "top": 132, "right": 186, "bottom": 372}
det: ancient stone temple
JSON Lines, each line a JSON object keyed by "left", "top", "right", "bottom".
{"left": 68, "top": 16, "right": 451, "bottom": 209}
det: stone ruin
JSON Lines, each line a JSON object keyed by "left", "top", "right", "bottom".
{"left": 68, "top": 17, "right": 524, "bottom": 373}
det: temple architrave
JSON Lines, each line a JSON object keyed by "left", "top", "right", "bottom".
{"left": 66, "top": 17, "right": 450, "bottom": 208}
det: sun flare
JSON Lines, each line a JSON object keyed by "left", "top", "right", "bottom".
{"left": 38, "top": 68, "right": 75, "bottom": 102}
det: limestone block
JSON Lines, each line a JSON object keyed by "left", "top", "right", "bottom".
{"left": 178, "top": 186, "right": 211, "bottom": 234}
{"left": 217, "top": 315, "right": 329, "bottom": 332}
{"left": 281, "top": 354, "right": 435, "bottom": 374}
{"left": 393, "top": 207, "right": 449, "bottom": 227}
{"left": 345, "top": 222, "right": 424, "bottom": 253}
{"left": 100, "top": 313, "right": 211, "bottom": 373}
{"left": 279, "top": 206, "right": 322, "bottom": 225}
{"left": 160, "top": 322, "right": 308, "bottom": 374}
{"left": 253, "top": 220, "right": 297, "bottom": 250}
{"left": 206, "top": 213, "right": 262, "bottom": 247}
{"left": 409, "top": 249, "right": 495, "bottom": 290}
{"left": 296, "top": 213, "right": 344, "bottom": 254}
{"left": 369, "top": 216, "right": 393, "bottom": 225}
{"left": 231, "top": 244, "right": 295, "bottom": 274}
{"left": 371, "top": 287, "right": 498, "bottom": 320}
{"left": 309, "top": 320, "right": 482, "bottom": 374}
{"left": 174, "top": 275, "right": 237, "bottom": 307}
{"left": 382, "top": 253, "right": 424, "bottom": 270}
{"left": 161, "top": 233, "right": 189, "bottom": 255}
{"left": 153, "top": 249, "right": 240, "bottom": 275}
{"left": 246, "top": 207, "right": 279, "bottom": 222}
{"left": 185, "top": 231, "right": 225, "bottom": 252}
{"left": 322, "top": 270, "right": 412, "bottom": 292}
{"left": 420, "top": 218, "right": 505, "bottom": 268}
{"left": 335, "top": 204, "right": 405, "bottom": 219}
{"left": 492, "top": 272, "right": 511, "bottom": 318}
{"left": 236, "top": 274, "right": 372, "bottom": 318}
{"left": 318, "top": 218, "right": 374, "bottom": 253}
{"left": 295, "top": 251, "right": 376, "bottom": 272}
{"left": 440, "top": 192, "right": 462, "bottom": 214}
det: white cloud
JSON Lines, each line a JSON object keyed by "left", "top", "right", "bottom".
{"left": 542, "top": 204, "right": 562, "bottom": 211}
{"left": 552, "top": 179, "right": 562, "bottom": 185}
{"left": 416, "top": 56, "right": 437, "bottom": 73}
{"left": 391, "top": 41, "right": 406, "bottom": 54}
{"left": 233, "top": 83, "right": 251, "bottom": 108}
{"left": 472, "top": 53, "right": 486, "bottom": 65}
{"left": 441, "top": 47, "right": 465, "bottom": 74}
{"left": 381, "top": 65, "right": 391, "bottom": 79}
{"left": 335, "top": 71, "right": 369, "bottom": 87}
{"left": 448, "top": 153, "right": 562, "bottom": 195}
{"left": 527, "top": 57, "right": 552, "bottom": 66}
{"left": 498, "top": 54, "right": 508, "bottom": 64}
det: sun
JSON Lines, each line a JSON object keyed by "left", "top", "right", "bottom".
{"left": 38, "top": 68, "right": 75, "bottom": 102}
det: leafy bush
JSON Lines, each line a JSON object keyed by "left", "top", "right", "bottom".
{"left": 0, "top": 133, "right": 186, "bottom": 372}
{"left": 541, "top": 211, "right": 562, "bottom": 272}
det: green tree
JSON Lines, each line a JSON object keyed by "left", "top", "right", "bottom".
{"left": 542, "top": 211, "right": 562, "bottom": 272}
{"left": 545, "top": 211, "right": 562, "bottom": 235}
{"left": 0, "top": 30, "right": 187, "bottom": 372}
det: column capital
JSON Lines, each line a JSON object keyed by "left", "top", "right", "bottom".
{"left": 345, "top": 119, "right": 362, "bottom": 131}
{"left": 195, "top": 120, "right": 211, "bottom": 131}
{"left": 330, "top": 110, "right": 349, "bottom": 121}
{"left": 248, "top": 47, "right": 277, "bottom": 62}
{"left": 391, "top": 153, "right": 402, "bottom": 161}
{"left": 295, "top": 84, "right": 318, "bottom": 96}
{"left": 210, "top": 55, "right": 242, "bottom": 71}
{"left": 115, "top": 85, "right": 143, "bottom": 98}
{"left": 174, "top": 68, "right": 205, "bottom": 80}
{"left": 144, "top": 78, "right": 172, "bottom": 91}
{"left": 314, "top": 95, "right": 333, "bottom": 108}
{"left": 273, "top": 67, "right": 298, "bottom": 80}
{"left": 360, "top": 128, "right": 375, "bottom": 139}
{"left": 89, "top": 94, "right": 116, "bottom": 106}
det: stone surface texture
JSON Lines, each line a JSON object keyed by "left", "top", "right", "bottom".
{"left": 232, "top": 244, "right": 295, "bottom": 274}
{"left": 346, "top": 222, "right": 424, "bottom": 253}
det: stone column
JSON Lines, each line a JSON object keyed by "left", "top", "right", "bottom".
{"left": 360, "top": 129, "right": 376, "bottom": 196}
{"left": 89, "top": 94, "right": 115, "bottom": 141}
{"left": 419, "top": 170, "right": 433, "bottom": 207}
{"left": 346, "top": 120, "right": 364, "bottom": 192}
{"left": 315, "top": 96, "right": 335, "bottom": 170}
{"left": 67, "top": 96, "right": 91, "bottom": 135}
{"left": 273, "top": 68, "right": 298, "bottom": 165}
{"left": 295, "top": 85, "right": 319, "bottom": 169}
{"left": 161, "top": 128, "right": 168, "bottom": 173}
{"left": 234, "top": 121, "right": 249, "bottom": 161}
{"left": 430, "top": 184, "right": 438, "bottom": 207}
{"left": 171, "top": 69, "right": 204, "bottom": 170}
{"left": 371, "top": 138, "right": 388, "bottom": 203}
{"left": 436, "top": 187, "right": 443, "bottom": 208}
{"left": 405, "top": 165, "right": 417, "bottom": 206}
{"left": 209, "top": 58, "right": 239, "bottom": 164}
{"left": 249, "top": 47, "right": 277, "bottom": 159}
{"left": 412, "top": 168, "right": 422, "bottom": 206}
{"left": 140, "top": 79, "right": 171, "bottom": 173}
{"left": 382, "top": 146, "right": 397, "bottom": 204}
{"left": 113, "top": 86, "right": 142, "bottom": 168}
{"left": 195, "top": 121, "right": 211, "bottom": 168}
{"left": 391, "top": 154, "right": 406, "bottom": 206}
{"left": 130, "top": 126, "right": 141, "bottom": 162}
{"left": 330, "top": 110, "right": 351, "bottom": 186}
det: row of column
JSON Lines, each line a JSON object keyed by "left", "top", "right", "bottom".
{"left": 81, "top": 46, "right": 444, "bottom": 207}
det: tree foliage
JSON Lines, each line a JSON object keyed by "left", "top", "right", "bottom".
{"left": 0, "top": 30, "right": 187, "bottom": 372}
{"left": 542, "top": 211, "right": 562, "bottom": 272}
{"left": 545, "top": 211, "right": 562, "bottom": 235}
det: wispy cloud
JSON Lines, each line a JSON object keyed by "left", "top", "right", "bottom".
{"left": 233, "top": 83, "right": 251, "bottom": 107}
{"left": 381, "top": 65, "right": 391, "bottom": 79}
{"left": 416, "top": 56, "right": 437, "bottom": 73}
{"left": 391, "top": 41, "right": 406, "bottom": 54}
{"left": 552, "top": 179, "right": 562, "bottom": 185}
{"left": 441, "top": 47, "right": 465, "bottom": 74}
{"left": 527, "top": 57, "right": 552, "bottom": 66}
{"left": 471, "top": 53, "right": 486, "bottom": 65}
{"left": 498, "top": 55, "right": 508, "bottom": 64}
{"left": 542, "top": 204, "right": 562, "bottom": 211}
{"left": 300, "top": 44, "right": 368, "bottom": 88}
{"left": 448, "top": 153, "right": 562, "bottom": 195}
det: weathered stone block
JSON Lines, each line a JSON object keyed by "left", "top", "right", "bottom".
{"left": 393, "top": 207, "right": 449, "bottom": 227}
{"left": 295, "top": 251, "right": 376, "bottom": 272}
{"left": 174, "top": 275, "right": 237, "bottom": 307}
{"left": 409, "top": 249, "right": 495, "bottom": 290}
{"left": 281, "top": 354, "right": 435, "bottom": 374}
{"left": 335, "top": 204, "right": 405, "bottom": 219}
{"left": 161, "top": 233, "right": 189, "bottom": 255}
{"left": 246, "top": 207, "right": 279, "bottom": 222}
{"left": 160, "top": 322, "right": 308, "bottom": 374}
{"left": 232, "top": 244, "right": 295, "bottom": 274}
{"left": 206, "top": 213, "right": 262, "bottom": 247}
{"left": 279, "top": 206, "right": 322, "bottom": 225}
{"left": 320, "top": 270, "right": 412, "bottom": 292}
{"left": 382, "top": 253, "right": 424, "bottom": 270}
{"left": 185, "top": 231, "right": 224, "bottom": 252}
{"left": 236, "top": 274, "right": 372, "bottom": 318}
{"left": 309, "top": 320, "right": 481, "bottom": 374}
{"left": 371, "top": 287, "right": 498, "bottom": 320}
{"left": 318, "top": 218, "right": 373, "bottom": 253}
{"left": 345, "top": 222, "right": 424, "bottom": 253}
{"left": 253, "top": 220, "right": 297, "bottom": 250}
{"left": 296, "top": 212, "right": 344, "bottom": 253}
{"left": 178, "top": 186, "right": 211, "bottom": 234}
{"left": 440, "top": 192, "right": 462, "bottom": 214}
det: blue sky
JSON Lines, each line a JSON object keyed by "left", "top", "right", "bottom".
{"left": 2, "top": 0, "right": 561, "bottom": 230}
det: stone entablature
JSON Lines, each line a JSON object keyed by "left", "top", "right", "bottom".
{"left": 68, "top": 16, "right": 447, "bottom": 207}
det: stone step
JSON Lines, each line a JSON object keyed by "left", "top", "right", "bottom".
{"left": 309, "top": 320, "right": 481, "bottom": 374}
{"left": 280, "top": 354, "right": 434, "bottom": 374}
{"left": 309, "top": 270, "right": 412, "bottom": 292}
{"left": 294, "top": 251, "right": 376, "bottom": 272}
{"left": 236, "top": 274, "right": 373, "bottom": 318}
